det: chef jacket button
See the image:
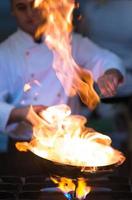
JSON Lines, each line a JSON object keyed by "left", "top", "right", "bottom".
{"left": 33, "top": 97, "right": 38, "bottom": 101}
{"left": 26, "top": 51, "right": 30, "bottom": 56}
{"left": 31, "top": 73, "right": 35, "bottom": 78}
{"left": 57, "top": 93, "right": 61, "bottom": 97}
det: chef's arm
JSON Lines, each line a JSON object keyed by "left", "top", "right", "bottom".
{"left": 0, "top": 102, "right": 15, "bottom": 132}
{"left": 103, "top": 68, "right": 124, "bottom": 83}
{"left": 72, "top": 33, "right": 125, "bottom": 97}
{"left": 97, "top": 68, "right": 124, "bottom": 97}
{"left": 73, "top": 33, "right": 125, "bottom": 82}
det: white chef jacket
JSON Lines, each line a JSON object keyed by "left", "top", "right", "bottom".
{"left": 0, "top": 29, "right": 125, "bottom": 139}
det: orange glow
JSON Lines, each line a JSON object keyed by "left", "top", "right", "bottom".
{"left": 33, "top": 0, "right": 100, "bottom": 110}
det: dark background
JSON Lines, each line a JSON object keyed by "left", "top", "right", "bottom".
{"left": 0, "top": 0, "right": 16, "bottom": 42}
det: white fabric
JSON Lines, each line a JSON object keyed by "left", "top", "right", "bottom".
{"left": 0, "top": 29, "right": 125, "bottom": 139}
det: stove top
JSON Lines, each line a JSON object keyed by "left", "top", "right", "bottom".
{"left": 0, "top": 175, "right": 132, "bottom": 200}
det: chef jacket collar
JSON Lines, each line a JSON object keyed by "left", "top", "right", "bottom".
{"left": 16, "top": 28, "right": 45, "bottom": 48}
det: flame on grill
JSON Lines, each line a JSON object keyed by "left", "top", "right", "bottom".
{"left": 33, "top": 0, "right": 100, "bottom": 110}
{"left": 51, "top": 177, "right": 91, "bottom": 199}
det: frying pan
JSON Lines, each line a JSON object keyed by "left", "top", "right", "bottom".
{"left": 30, "top": 150, "right": 125, "bottom": 179}
{"left": 29, "top": 97, "right": 126, "bottom": 179}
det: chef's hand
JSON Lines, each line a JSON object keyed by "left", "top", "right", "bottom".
{"left": 8, "top": 105, "right": 47, "bottom": 126}
{"left": 97, "top": 69, "right": 123, "bottom": 97}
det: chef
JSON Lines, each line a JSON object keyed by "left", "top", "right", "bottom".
{"left": 0, "top": 0, "right": 125, "bottom": 140}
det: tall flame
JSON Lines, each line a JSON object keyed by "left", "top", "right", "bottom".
{"left": 34, "top": 0, "right": 100, "bottom": 110}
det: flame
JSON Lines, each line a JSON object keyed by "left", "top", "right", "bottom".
{"left": 16, "top": 104, "right": 125, "bottom": 167}
{"left": 77, "top": 178, "right": 91, "bottom": 199}
{"left": 34, "top": 0, "right": 43, "bottom": 7}
{"left": 33, "top": 0, "right": 100, "bottom": 110}
{"left": 51, "top": 177, "right": 75, "bottom": 194}
{"left": 51, "top": 177, "right": 91, "bottom": 199}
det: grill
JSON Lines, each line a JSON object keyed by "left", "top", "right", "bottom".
{"left": 0, "top": 175, "right": 132, "bottom": 200}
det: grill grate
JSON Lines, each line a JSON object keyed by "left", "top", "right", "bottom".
{"left": 0, "top": 175, "right": 131, "bottom": 200}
